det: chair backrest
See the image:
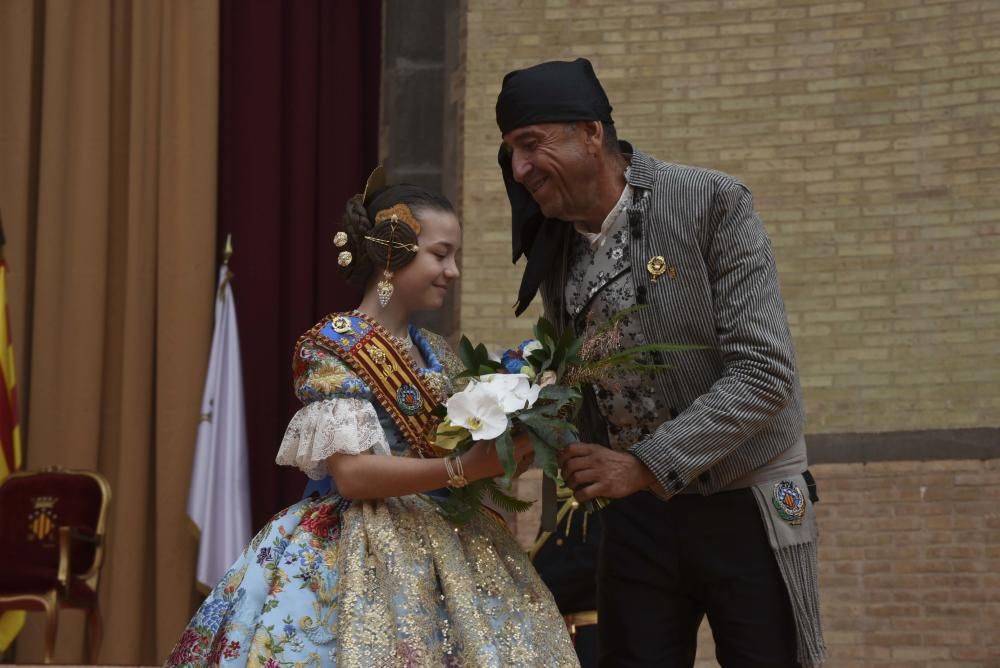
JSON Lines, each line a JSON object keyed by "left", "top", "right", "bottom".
{"left": 0, "top": 468, "right": 111, "bottom": 580}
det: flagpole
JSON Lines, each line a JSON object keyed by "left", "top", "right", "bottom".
{"left": 219, "top": 234, "right": 234, "bottom": 301}
{"left": 188, "top": 235, "right": 252, "bottom": 592}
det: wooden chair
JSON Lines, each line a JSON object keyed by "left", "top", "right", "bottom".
{"left": 0, "top": 466, "right": 111, "bottom": 663}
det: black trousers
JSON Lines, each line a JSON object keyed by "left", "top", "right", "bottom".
{"left": 597, "top": 489, "right": 800, "bottom": 668}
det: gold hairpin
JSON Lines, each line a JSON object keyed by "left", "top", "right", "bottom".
{"left": 363, "top": 235, "right": 419, "bottom": 253}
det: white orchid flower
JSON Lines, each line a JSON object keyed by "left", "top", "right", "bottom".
{"left": 446, "top": 382, "right": 509, "bottom": 441}
{"left": 478, "top": 373, "right": 542, "bottom": 413}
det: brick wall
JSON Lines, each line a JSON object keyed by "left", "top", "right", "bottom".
{"left": 459, "top": 0, "right": 1000, "bottom": 664}
{"left": 512, "top": 459, "right": 1000, "bottom": 666}
{"left": 458, "top": 0, "right": 1000, "bottom": 434}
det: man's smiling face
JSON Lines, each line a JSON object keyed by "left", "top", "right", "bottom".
{"left": 501, "top": 122, "right": 598, "bottom": 222}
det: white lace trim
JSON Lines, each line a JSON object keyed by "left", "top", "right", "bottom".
{"left": 276, "top": 398, "right": 390, "bottom": 480}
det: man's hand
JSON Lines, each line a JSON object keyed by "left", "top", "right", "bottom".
{"left": 558, "top": 442, "right": 657, "bottom": 503}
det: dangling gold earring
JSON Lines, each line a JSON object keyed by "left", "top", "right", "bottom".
{"left": 376, "top": 269, "right": 394, "bottom": 307}
{"left": 377, "top": 217, "right": 398, "bottom": 308}
{"left": 364, "top": 209, "right": 419, "bottom": 309}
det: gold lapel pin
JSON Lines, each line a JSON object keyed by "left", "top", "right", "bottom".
{"left": 646, "top": 256, "right": 677, "bottom": 283}
{"left": 647, "top": 256, "right": 666, "bottom": 283}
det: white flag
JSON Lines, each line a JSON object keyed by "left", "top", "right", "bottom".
{"left": 188, "top": 265, "right": 251, "bottom": 591}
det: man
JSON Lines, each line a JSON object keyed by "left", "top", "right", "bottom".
{"left": 496, "top": 59, "right": 826, "bottom": 667}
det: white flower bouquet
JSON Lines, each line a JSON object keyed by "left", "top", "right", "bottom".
{"left": 429, "top": 309, "right": 701, "bottom": 523}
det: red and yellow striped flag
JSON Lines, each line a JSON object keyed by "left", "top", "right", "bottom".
{"left": 0, "top": 257, "right": 21, "bottom": 480}
{"left": 0, "top": 239, "right": 26, "bottom": 651}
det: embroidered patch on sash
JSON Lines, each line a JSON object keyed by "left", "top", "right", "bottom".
{"left": 772, "top": 480, "right": 806, "bottom": 525}
{"left": 396, "top": 384, "right": 423, "bottom": 416}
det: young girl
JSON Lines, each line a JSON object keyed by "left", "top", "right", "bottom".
{"left": 165, "top": 181, "right": 579, "bottom": 667}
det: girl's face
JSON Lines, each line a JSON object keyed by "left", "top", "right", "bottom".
{"left": 384, "top": 207, "right": 462, "bottom": 312}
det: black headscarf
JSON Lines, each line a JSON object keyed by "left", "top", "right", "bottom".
{"left": 495, "top": 58, "right": 615, "bottom": 315}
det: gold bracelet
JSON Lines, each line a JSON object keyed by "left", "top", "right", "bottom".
{"left": 444, "top": 455, "right": 468, "bottom": 488}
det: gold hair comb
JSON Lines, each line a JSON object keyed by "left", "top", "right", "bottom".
{"left": 374, "top": 203, "right": 421, "bottom": 235}
{"left": 362, "top": 165, "right": 386, "bottom": 205}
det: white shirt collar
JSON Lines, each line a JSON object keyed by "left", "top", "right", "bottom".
{"left": 573, "top": 181, "right": 631, "bottom": 250}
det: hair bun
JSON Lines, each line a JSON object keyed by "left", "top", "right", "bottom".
{"left": 365, "top": 218, "right": 419, "bottom": 272}
{"left": 337, "top": 196, "right": 376, "bottom": 288}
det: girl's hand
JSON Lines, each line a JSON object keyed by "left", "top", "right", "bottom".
{"left": 461, "top": 440, "right": 507, "bottom": 480}
{"left": 462, "top": 434, "right": 535, "bottom": 481}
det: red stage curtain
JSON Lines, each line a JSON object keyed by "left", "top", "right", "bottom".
{"left": 219, "top": 0, "right": 381, "bottom": 529}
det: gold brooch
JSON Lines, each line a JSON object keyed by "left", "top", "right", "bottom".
{"left": 365, "top": 343, "right": 395, "bottom": 377}
{"left": 646, "top": 256, "right": 676, "bottom": 283}
{"left": 332, "top": 316, "right": 353, "bottom": 334}
{"left": 333, "top": 231, "right": 348, "bottom": 247}
{"left": 647, "top": 256, "right": 666, "bottom": 282}
{"left": 338, "top": 251, "right": 353, "bottom": 267}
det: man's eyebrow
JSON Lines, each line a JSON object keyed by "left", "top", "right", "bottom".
{"left": 506, "top": 129, "right": 542, "bottom": 144}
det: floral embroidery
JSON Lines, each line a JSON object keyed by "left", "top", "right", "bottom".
{"left": 565, "top": 209, "right": 672, "bottom": 452}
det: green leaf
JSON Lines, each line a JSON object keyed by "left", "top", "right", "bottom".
{"left": 485, "top": 480, "right": 534, "bottom": 513}
{"left": 526, "top": 429, "right": 560, "bottom": 480}
{"left": 557, "top": 325, "right": 576, "bottom": 352}
{"left": 598, "top": 342, "right": 707, "bottom": 367}
{"left": 517, "top": 412, "right": 575, "bottom": 447}
{"left": 527, "top": 350, "right": 547, "bottom": 368}
{"left": 458, "top": 336, "right": 476, "bottom": 370}
{"left": 609, "top": 362, "right": 675, "bottom": 375}
{"left": 474, "top": 343, "right": 490, "bottom": 365}
{"left": 433, "top": 422, "right": 471, "bottom": 452}
{"left": 427, "top": 481, "right": 488, "bottom": 525}
{"left": 495, "top": 430, "right": 517, "bottom": 489}
{"left": 539, "top": 385, "right": 580, "bottom": 402}
{"left": 535, "top": 317, "right": 557, "bottom": 344}
{"left": 566, "top": 335, "right": 584, "bottom": 361}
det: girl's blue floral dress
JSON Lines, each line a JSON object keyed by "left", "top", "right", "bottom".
{"left": 164, "top": 321, "right": 579, "bottom": 667}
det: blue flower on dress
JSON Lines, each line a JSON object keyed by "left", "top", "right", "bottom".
{"left": 256, "top": 547, "right": 273, "bottom": 565}
{"left": 195, "top": 598, "right": 230, "bottom": 631}
{"left": 341, "top": 377, "right": 370, "bottom": 397}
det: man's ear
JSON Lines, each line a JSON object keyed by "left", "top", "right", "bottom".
{"left": 583, "top": 120, "right": 603, "bottom": 152}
